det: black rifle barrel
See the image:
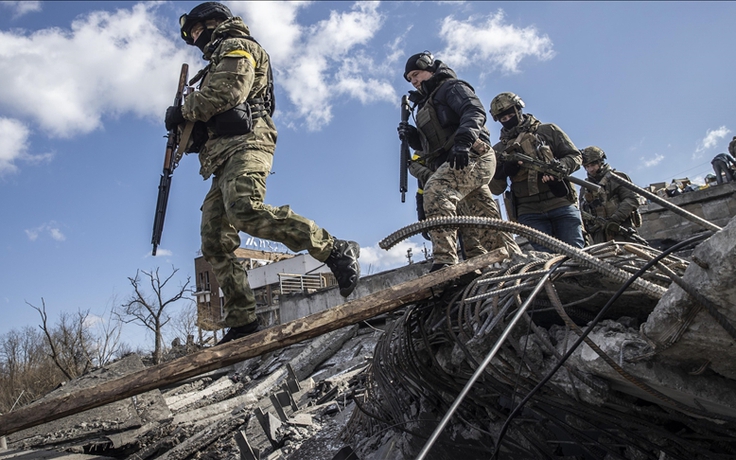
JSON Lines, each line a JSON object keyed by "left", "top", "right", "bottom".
{"left": 399, "top": 95, "right": 411, "bottom": 203}
{"left": 151, "top": 63, "right": 189, "bottom": 256}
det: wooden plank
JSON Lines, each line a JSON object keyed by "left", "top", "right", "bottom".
{"left": 0, "top": 249, "right": 507, "bottom": 437}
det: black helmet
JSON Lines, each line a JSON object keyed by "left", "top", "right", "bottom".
{"left": 179, "top": 2, "right": 233, "bottom": 45}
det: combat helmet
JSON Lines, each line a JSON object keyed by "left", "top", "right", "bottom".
{"left": 581, "top": 146, "right": 607, "bottom": 166}
{"left": 490, "top": 92, "right": 525, "bottom": 121}
{"left": 179, "top": 2, "right": 233, "bottom": 45}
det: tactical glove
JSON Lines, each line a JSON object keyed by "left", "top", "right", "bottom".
{"left": 165, "top": 105, "right": 185, "bottom": 132}
{"left": 397, "top": 121, "right": 417, "bottom": 141}
{"left": 448, "top": 147, "right": 469, "bottom": 170}
{"left": 605, "top": 221, "right": 621, "bottom": 235}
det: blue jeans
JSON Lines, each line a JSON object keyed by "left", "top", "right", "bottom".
{"left": 517, "top": 204, "right": 585, "bottom": 252}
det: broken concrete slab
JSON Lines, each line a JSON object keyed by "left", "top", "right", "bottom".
{"left": 7, "top": 355, "right": 170, "bottom": 448}
{"left": 641, "top": 215, "right": 736, "bottom": 380}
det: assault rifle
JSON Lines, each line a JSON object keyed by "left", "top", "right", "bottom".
{"left": 399, "top": 95, "right": 411, "bottom": 203}
{"left": 499, "top": 142, "right": 603, "bottom": 194}
{"left": 151, "top": 63, "right": 189, "bottom": 256}
{"left": 580, "top": 210, "right": 649, "bottom": 245}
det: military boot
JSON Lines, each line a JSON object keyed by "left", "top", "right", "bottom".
{"left": 325, "top": 239, "right": 360, "bottom": 297}
{"left": 216, "top": 319, "right": 260, "bottom": 346}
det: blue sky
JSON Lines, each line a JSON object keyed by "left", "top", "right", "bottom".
{"left": 1, "top": 1, "right": 734, "bottom": 348}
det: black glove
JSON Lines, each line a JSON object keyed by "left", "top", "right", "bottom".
{"left": 502, "top": 161, "right": 521, "bottom": 177}
{"left": 605, "top": 221, "right": 621, "bottom": 235}
{"left": 447, "top": 147, "right": 469, "bottom": 170}
{"left": 165, "top": 105, "right": 185, "bottom": 132}
{"left": 397, "top": 121, "right": 417, "bottom": 141}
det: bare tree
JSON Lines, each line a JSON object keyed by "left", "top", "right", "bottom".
{"left": 28, "top": 298, "right": 123, "bottom": 380}
{"left": 117, "top": 266, "right": 191, "bottom": 364}
{"left": 0, "top": 326, "right": 63, "bottom": 412}
{"left": 168, "top": 299, "right": 199, "bottom": 348}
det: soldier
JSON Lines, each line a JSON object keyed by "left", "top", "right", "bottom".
{"left": 165, "top": 2, "right": 360, "bottom": 344}
{"left": 488, "top": 92, "right": 584, "bottom": 251}
{"left": 711, "top": 152, "right": 736, "bottom": 185}
{"left": 578, "top": 146, "right": 643, "bottom": 244}
{"left": 729, "top": 136, "right": 736, "bottom": 158}
{"left": 397, "top": 52, "right": 520, "bottom": 271}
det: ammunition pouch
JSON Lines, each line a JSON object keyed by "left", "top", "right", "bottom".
{"left": 185, "top": 121, "right": 209, "bottom": 154}
{"left": 207, "top": 102, "right": 253, "bottom": 136}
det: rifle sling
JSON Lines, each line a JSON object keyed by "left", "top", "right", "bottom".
{"left": 174, "top": 121, "right": 195, "bottom": 165}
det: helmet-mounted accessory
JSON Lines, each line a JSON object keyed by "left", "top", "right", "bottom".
{"left": 180, "top": 2, "right": 233, "bottom": 45}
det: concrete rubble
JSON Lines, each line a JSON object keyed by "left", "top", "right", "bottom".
{"left": 2, "top": 217, "right": 735, "bottom": 459}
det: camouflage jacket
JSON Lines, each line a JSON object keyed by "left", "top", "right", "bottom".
{"left": 579, "top": 163, "right": 640, "bottom": 230}
{"left": 182, "top": 17, "right": 276, "bottom": 180}
{"left": 490, "top": 114, "right": 581, "bottom": 215}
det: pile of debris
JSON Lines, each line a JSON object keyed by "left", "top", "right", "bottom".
{"left": 1, "top": 319, "right": 393, "bottom": 459}
{"left": 2, "top": 217, "right": 735, "bottom": 459}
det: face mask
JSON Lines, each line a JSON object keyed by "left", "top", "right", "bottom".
{"left": 194, "top": 27, "right": 214, "bottom": 52}
{"left": 501, "top": 114, "right": 519, "bottom": 130}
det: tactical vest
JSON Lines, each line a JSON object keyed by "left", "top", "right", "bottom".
{"left": 415, "top": 79, "right": 458, "bottom": 167}
{"left": 508, "top": 131, "right": 557, "bottom": 196}
{"left": 582, "top": 170, "right": 641, "bottom": 227}
{"left": 191, "top": 35, "right": 275, "bottom": 142}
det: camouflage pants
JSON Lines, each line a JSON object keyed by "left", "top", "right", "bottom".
{"left": 424, "top": 153, "right": 520, "bottom": 265}
{"left": 200, "top": 151, "right": 334, "bottom": 327}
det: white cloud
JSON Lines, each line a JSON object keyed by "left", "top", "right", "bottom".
{"left": 152, "top": 248, "right": 173, "bottom": 257}
{"left": 2, "top": 1, "right": 41, "bottom": 18}
{"left": 641, "top": 153, "right": 664, "bottom": 168}
{"left": 243, "top": 1, "right": 391, "bottom": 131}
{"left": 0, "top": 3, "right": 196, "bottom": 138}
{"left": 25, "top": 222, "right": 66, "bottom": 242}
{"left": 694, "top": 126, "right": 730, "bottom": 159}
{"left": 0, "top": 117, "right": 53, "bottom": 175}
{"left": 0, "top": 118, "right": 30, "bottom": 175}
{"left": 438, "top": 10, "right": 555, "bottom": 76}
{"left": 360, "top": 239, "right": 430, "bottom": 273}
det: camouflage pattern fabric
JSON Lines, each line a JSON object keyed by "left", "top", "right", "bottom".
{"left": 201, "top": 152, "right": 334, "bottom": 327}
{"left": 181, "top": 18, "right": 276, "bottom": 180}
{"left": 186, "top": 18, "right": 335, "bottom": 327}
{"left": 424, "top": 153, "right": 520, "bottom": 265}
{"left": 458, "top": 185, "right": 522, "bottom": 258}
{"left": 579, "top": 164, "right": 640, "bottom": 244}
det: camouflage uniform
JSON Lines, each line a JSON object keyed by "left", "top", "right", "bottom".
{"left": 579, "top": 163, "right": 641, "bottom": 244}
{"left": 490, "top": 113, "right": 585, "bottom": 250}
{"left": 406, "top": 62, "right": 520, "bottom": 265}
{"left": 181, "top": 18, "right": 335, "bottom": 327}
{"left": 409, "top": 156, "right": 519, "bottom": 261}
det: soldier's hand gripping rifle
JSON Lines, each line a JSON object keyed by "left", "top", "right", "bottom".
{"left": 151, "top": 63, "right": 189, "bottom": 256}
{"left": 399, "top": 95, "right": 411, "bottom": 203}
{"left": 581, "top": 210, "right": 649, "bottom": 245}
{"left": 499, "top": 142, "right": 603, "bottom": 194}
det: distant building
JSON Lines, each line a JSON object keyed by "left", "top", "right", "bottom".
{"left": 193, "top": 248, "right": 336, "bottom": 333}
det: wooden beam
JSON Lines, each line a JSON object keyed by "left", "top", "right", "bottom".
{"left": 0, "top": 249, "right": 508, "bottom": 436}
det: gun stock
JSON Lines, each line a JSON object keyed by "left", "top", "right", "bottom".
{"left": 399, "top": 95, "right": 411, "bottom": 203}
{"left": 151, "top": 63, "right": 189, "bottom": 256}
